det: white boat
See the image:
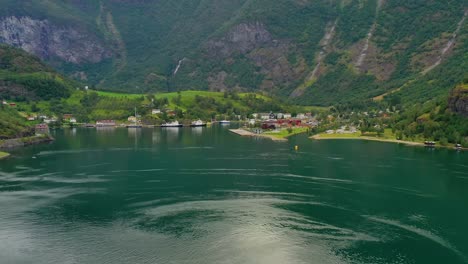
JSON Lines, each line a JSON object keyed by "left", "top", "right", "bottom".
{"left": 161, "top": 121, "right": 183, "bottom": 127}
{"left": 219, "top": 120, "right": 231, "bottom": 124}
{"left": 190, "top": 119, "right": 206, "bottom": 127}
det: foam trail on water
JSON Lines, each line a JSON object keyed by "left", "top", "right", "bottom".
{"left": 366, "top": 216, "right": 467, "bottom": 262}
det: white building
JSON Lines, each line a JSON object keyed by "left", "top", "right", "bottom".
{"left": 152, "top": 109, "right": 161, "bottom": 115}
{"left": 259, "top": 113, "right": 270, "bottom": 120}
{"left": 296, "top": 113, "right": 306, "bottom": 119}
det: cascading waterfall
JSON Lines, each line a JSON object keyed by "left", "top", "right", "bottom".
{"left": 173, "top": 58, "right": 186, "bottom": 76}
{"left": 422, "top": 10, "right": 467, "bottom": 75}
{"left": 355, "top": 0, "right": 383, "bottom": 70}
{"left": 309, "top": 20, "right": 338, "bottom": 81}
{"left": 289, "top": 19, "right": 338, "bottom": 98}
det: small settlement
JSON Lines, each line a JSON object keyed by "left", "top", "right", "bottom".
{"left": 230, "top": 112, "right": 318, "bottom": 141}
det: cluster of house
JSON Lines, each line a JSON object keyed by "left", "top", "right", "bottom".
{"left": 252, "top": 112, "right": 315, "bottom": 121}
{"left": 249, "top": 112, "right": 319, "bottom": 130}
{"left": 2, "top": 100, "right": 17, "bottom": 107}
{"left": 151, "top": 108, "right": 178, "bottom": 117}
{"left": 325, "top": 126, "right": 358, "bottom": 134}
{"left": 25, "top": 114, "right": 76, "bottom": 124}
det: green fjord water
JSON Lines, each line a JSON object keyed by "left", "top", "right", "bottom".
{"left": 0, "top": 126, "right": 467, "bottom": 264}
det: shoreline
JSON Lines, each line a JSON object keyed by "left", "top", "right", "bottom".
{"left": 0, "top": 151, "right": 10, "bottom": 160}
{"left": 0, "top": 135, "right": 54, "bottom": 149}
{"left": 229, "top": 129, "right": 287, "bottom": 142}
{"left": 310, "top": 134, "right": 466, "bottom": 150}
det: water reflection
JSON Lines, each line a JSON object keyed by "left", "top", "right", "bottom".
{"left": 96, "top": 127, "right": 116, "bottom": 134}
{"left": 162, "top": 127, "right": 181, "bottom": 142}
{"left": 191, "top": 127, "right": 203, "bottom": 136}
{"left": 0, "top": 128, "right": 467, "bottom": 264}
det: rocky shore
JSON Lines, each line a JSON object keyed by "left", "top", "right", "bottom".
{"left": 0, "top": 135, "right": 54, "bottom": 149}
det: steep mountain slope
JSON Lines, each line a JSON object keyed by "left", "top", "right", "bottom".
{"left": 0, "top": 44, "right": 74, "bottom": 100}
{"left": 0, "top": 0, "right": 466, "bottom": 105}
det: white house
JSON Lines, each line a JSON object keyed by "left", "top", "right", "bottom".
{"left": 152, "top": 109, "right": 161, "bottom": 115}
{"left": 70, "top": 118, "right": 77, "bottom": 123}
{"left": 296, "top": 113, "right": 306, "bottom": 119}
{"left": 44, "top": 118, "right": 56, "bottom": 124}
{"left": 283, "top": 113, "right": 292, "bottom": 119}
{"left": 259, "top": 113, "right": 270, "bottom": 120}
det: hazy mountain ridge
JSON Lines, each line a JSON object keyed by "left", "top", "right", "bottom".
{"left": 0, "top": 0, "right": 466, "bottom": 105}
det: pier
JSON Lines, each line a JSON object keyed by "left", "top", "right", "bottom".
{"left": 229, "top": 129, "right": 287, "bottom": 142}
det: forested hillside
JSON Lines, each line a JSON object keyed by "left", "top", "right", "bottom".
{"left": 0, "top": 44, "right": 74, "bottom": 101}
{"left": 0, "top": 0, "right": 466, "bottom": 106}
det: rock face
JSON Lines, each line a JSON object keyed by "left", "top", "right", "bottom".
{"left": 206, "top": 22, "right": 306, "bottom": 91}
{"left": 0, "top": 16, "right": 111, "bottom": 64}
{"left": 448, "top": 85, "right": 468, "bottom": 117}
{"left": 206, "top": 22, "right": 272, "bottom": 57}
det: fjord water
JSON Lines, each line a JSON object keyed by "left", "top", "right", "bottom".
{"left": 1, "top": 127, "right": 467, "bottom": 264}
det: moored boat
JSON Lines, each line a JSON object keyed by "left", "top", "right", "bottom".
{"left": 219, "top": 120, "right": 231, "bottom": 125}
{"left": 190, "top": 120, "right": 206, "bottom": 127}
{"left": 161, "top": 121, "right": 183, "bottom": 127}
{"left": 424, "top": 141, "right": 436, "bottom": 147}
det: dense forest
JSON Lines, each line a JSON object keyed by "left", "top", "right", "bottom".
{"left": 0, "top": 44, "right": 73, "bottom": 100}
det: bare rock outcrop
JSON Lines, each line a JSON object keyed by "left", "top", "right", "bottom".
{"left": 449, "top": 85, "right": 468, "bottom": 117}
{"left": 0, "top": 16, "right": 111, "bottom": 64}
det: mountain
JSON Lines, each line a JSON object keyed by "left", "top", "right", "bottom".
{"left": 0, "top": 44, "right": 74, "bottom": 101}
{"left": 0, "top": 0, "right": 466, "bottom": 105}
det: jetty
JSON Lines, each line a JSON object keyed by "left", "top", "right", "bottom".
{"left": 229, "top": 129, "right": 287, "bottom": 142}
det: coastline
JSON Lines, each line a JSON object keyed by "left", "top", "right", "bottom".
{"left": 229, "top": 129, "right": 287, "bottom": 142}
{"left": 0, "top": 151, "right": 10, "bottom": 160}
{"left": 229, "top": 127, "right": 309, "bottom": 141}
{"left": 310, "top": 134, "right": 466, "bottom": 150}
{"left": 0, "top": 135, "right": 54, "bottom": 149}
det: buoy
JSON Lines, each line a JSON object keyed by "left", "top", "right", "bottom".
{"left": 294, "top": 145, "right": 299, "bottom": 151}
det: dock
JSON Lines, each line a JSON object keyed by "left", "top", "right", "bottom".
{"left": 229, "top": 129, "right": 287, "bottom": 142}
{"left": 230, "top": 129, "right": 256, "bottom": 136}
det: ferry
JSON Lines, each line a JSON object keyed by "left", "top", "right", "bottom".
{"left": 161, "top": 121, "right": 183, "bottom": 127}
{"left": 190, "top": 120, "right": 206, "bottom": 127}
{"left": 424, "top": 141, "right": 436, "bottom": 147}
{"left": 219, "top": 120, "right": 231, "bottom": 125}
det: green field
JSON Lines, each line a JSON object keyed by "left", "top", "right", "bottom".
{"left": 12, "top": 89, "right": 325, "bottom": 124}
{"left": 263, "top": 127, "right": 309, "bottom": 139}
{"left": 0, "top": 151, "right": 10, "bottom": 159}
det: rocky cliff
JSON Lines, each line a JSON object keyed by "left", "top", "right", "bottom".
{"left": 449, "top": 84, "right": 468, "bottom": 117}
{"left": 0, "top": 16, "right": 111, "bottom": 64}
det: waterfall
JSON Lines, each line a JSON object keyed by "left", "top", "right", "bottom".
{"left": 173, "top": 58, "right": 185, "bottom": 75}
{"left": 309, "top": 20, "right": 338, "bottom": 80}
{"left": 355, "top": 0, "right": 383, "bottom": 70}
{"left": 422, "top": 10, "right": 467, "bottom": 75}
{"left": 355, "top": 24, "right": 375, "bottom": 69}
{"left": 290, "top": 20, "right": 338, "bottom": 98}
